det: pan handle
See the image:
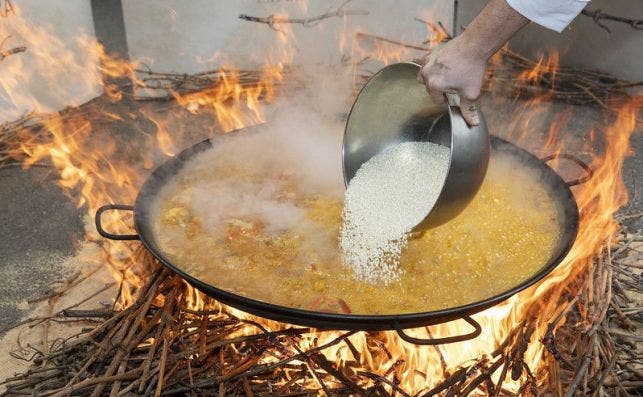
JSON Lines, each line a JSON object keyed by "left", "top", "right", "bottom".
{"left": 393, "top": 316, "right": 482, "bottom": 345}
{"left": 95, "top": 204, "right": 140, "bottom": 241}
{"left": 541, "top": 153, "right": 593, "bottom": 186}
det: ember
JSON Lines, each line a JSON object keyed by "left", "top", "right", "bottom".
{"left": 0, "top": 1, "right": 641, "bottom": 396}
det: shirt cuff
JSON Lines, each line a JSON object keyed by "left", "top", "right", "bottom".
{"left": 506, "top": 0, "right": 589, "bottom": 32}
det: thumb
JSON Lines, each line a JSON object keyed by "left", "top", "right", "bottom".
{"left": 459, "top": 97, "right": 480, "bottom": 126}
{"left": 415, "top": 53, "right": 431, "bottom": 83}
{"left": 416, "top": 68, "right": 425, "bottom": 84}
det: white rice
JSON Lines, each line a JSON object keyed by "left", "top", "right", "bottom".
{"left": 339, "top": 141, "right": 450, "bottom": 284}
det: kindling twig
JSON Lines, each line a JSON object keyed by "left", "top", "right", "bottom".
{"left": 0, "top": 46, "right": 25, "bottom": 61}
{"left": 239, "top": 0, "right": 368, "bottom": 31}
{"left": 581, "top": 8, "right": 643, "bottom": 33}
{"left": 0, "top": 35, "right": 26, "bottom": 62}
{"left": 414, "top": 17, "right": 453, "bottom": 43}
{"left": 565, "top": 332, "right": 599, "bottom": 397}
{"left": 355, "top": 31, "right": 429, "bottom": 52}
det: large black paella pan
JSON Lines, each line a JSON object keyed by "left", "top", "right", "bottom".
{"left": 96, "top": 124, "right": 587, "bottom": 345}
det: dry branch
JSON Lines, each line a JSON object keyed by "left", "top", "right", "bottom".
{"left": 132, "top": 67, "right": 292, "bottom": 101}
{"left": 355, "top": 31, "right": 429, "bottom": 52}
{"left": 239, "top": 0, "right": 368, "bottom": 31}
{"left": 0, "top": 46, "right": 26, "bottom": 61}
{"left": 581, "top": 8, "right": 643, "bottom": 33}
{"left": 0, "top": 35, "right": 26, "bottom": 62}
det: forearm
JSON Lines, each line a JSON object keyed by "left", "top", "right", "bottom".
{"left": 417, "top": 0, "right": 582, "bottom": 126}
{"left": 459, "top": 0, "right": 529, "bottom": 60}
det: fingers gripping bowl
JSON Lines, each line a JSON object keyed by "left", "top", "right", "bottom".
{"left": 96, "top": 123, "right": 585, "bottom": 345}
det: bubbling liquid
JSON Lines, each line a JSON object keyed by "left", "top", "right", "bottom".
{"left": 151, "top": 137, "right": 564, "bottom": 315}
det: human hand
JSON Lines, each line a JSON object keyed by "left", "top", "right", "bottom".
{"left": 417, "top": 37, "right": 487, "bottom": 126}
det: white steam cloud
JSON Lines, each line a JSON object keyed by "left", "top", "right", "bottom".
{"left": 165, "top": 64, "right": 354, "bottom": 238}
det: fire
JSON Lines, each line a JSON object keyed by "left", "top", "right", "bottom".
{"left": 1, "top": 2, "right": 641, "bottom": 395}
{"left": 141, "top": 109, "right": 176, "bottom": 157}
{"left": 419, "top": 18, "right": 451, "bottom": 49}
{"left": 351, "top": 31, "right": 408, "bottom": 66}
{"left": 0, "top": 0, "right": 15, "bottom": 18}
{"left": 173, "top": 66, "right": 282, "bottom": 133}
{"left": 518, "top": 51, "right": 560, "bottom": 87}
{"left": 0, "top": 19, "right": 101, "bottom": 121}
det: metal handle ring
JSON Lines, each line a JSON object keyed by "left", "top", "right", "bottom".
{"left": 542, "top": 153, "right": 593, "bottom": 186}
{"left": 393, "top": 316, "right": 482, "bottom": 345}
{"left": 95, "top": 204, "right": 140, "bottom": 241}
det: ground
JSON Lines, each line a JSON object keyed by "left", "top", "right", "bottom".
{"left": 0, "top": 93, "right": 641, "bottom": 334}
{"left": 0, "top": 167, "right": 83, "bottom": 328}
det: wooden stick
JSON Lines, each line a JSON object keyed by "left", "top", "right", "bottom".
{"left": 565, "top": 325, "right": 599, "bottom": 395}
{"left": 239, "top": 0, "right": 368, "bottom": 30}
{"left": 581, "top": 8, "right": 643, "bottom": 33}
{"left": 48, "top": 367, "right": 144, "bottom": 397}
{"left": 355, "top": 31, "right": 429, "bottom": 51}
{"left": 0, "top": 35, "right": 27, "bottom": 61}
{"left": 154, "top": 334, "right": 169, "bottom": 397}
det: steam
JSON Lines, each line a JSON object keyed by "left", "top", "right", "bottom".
{"left": 190, "top": 178, "right": 307, "bottom": 235}
{"left": 164, "top": 64, "right": 354, "bottom": 238}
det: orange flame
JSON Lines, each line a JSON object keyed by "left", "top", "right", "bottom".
{"left": 518, "top": 51, "right": 560, "bottom": 88}
{"left": 173, "top": 66, "right": 281, "bottom": 133}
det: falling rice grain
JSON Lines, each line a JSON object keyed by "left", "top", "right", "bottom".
{"left": 340, "top": 141, "right": 450, "bottom": 284}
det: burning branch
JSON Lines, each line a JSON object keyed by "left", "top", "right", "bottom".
{"left": 414, "top": 17, "right": 452, "bottom": 44}
{"left": 133, "top": 66, "right": 291, "bottom": 100}
{"left": 0, "top": 35, "right": 26, "bottom": 62}
{"left": 355, "top": 32, "right": 429, "bottom": 52}
{"left": 239, "top": 0, "right": 368, "bottom": 31}
{"left": 581, "top": 8, "right": 643, "bottom": 34}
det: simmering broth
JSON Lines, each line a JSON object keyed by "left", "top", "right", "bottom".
{"left": 151, "top": 134, "right": 564, "bottom": 315}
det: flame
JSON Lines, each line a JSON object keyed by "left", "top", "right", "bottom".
{"left": 172, "top": 66, "right": 282, "bottom": 133}
{"left": 517, "top": 51, "right": 560, "bottom": 89}
{"left": 418, "top": 18, "right": 451, "bottom": 49}
{"left": 350, "top": 31, "right": 407, "bottom": 67}
{"left": 2, "top": 2, "right": 641, "bottom": 394}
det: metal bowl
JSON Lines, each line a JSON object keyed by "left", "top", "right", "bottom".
{"left": 342, "top": 62, "right": 490, "bottom": 229}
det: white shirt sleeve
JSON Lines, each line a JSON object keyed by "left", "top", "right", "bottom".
{"left": 506, "top": 0, "right": 590, "bottom": 32}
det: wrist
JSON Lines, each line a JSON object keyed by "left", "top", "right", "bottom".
{"left": 456, "top": 31, "right": 495, "bottom": 61}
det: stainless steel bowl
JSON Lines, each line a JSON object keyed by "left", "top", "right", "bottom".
{"left": 342, "top": 62, "right": 490, "bottom": 229}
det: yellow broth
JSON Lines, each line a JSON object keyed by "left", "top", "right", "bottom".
{"left": 151, "top": 145, "right": 564, "bottom": 315}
